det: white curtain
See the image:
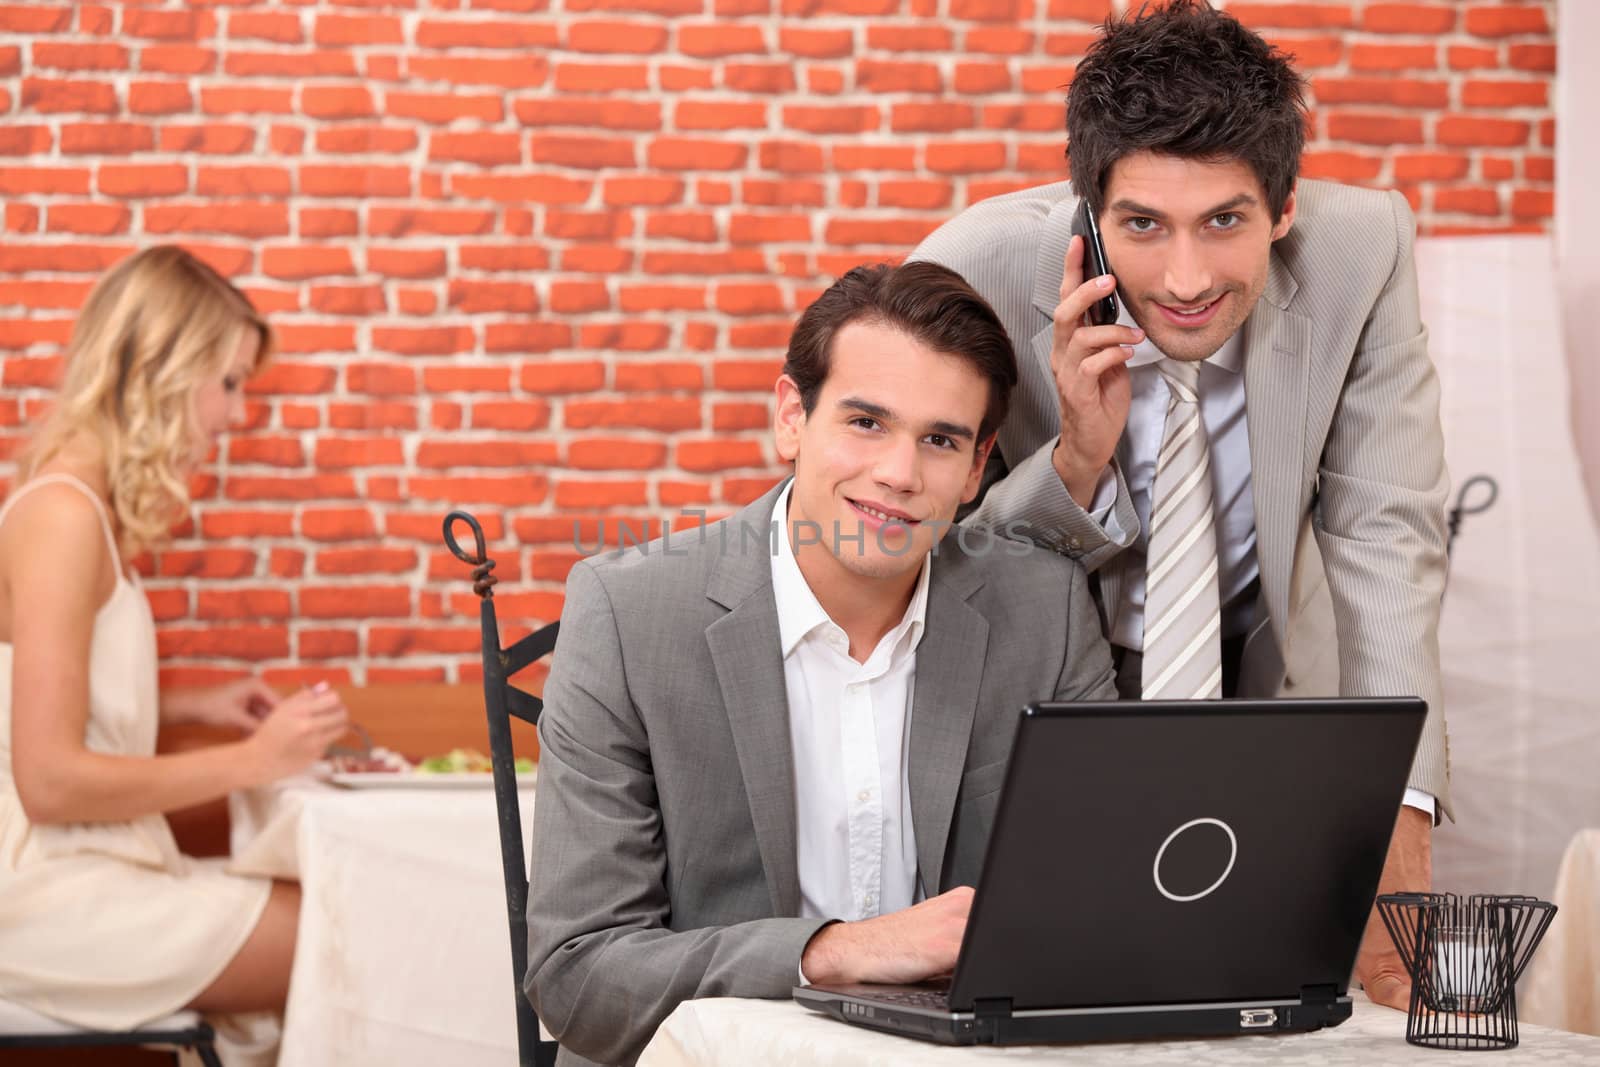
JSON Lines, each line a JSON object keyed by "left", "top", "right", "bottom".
{"left": 1558, "top": 0, "right": 1600, "bottom": 526}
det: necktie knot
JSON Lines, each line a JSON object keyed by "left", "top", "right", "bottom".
{"left": 1157, "top": 359, "right": 1201, "bottom": 405}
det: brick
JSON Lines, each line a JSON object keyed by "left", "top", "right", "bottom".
{"left": 309, "top": 285, "right": 386, "bottom": 316}
{"left": 648, "top": 139, "right": 749, "bottom": 171}
{"left": 157, "top": 549, "right": 259, "bottom": 579}
{"left": 825, "top": 216, "right": 945, "bottom": 246}
{"left": 1436, "top": 116, "right": 1532, "bottom": 147}
{"left": 1448, "top": 45, "right": 1501, "bottom": 70}
{"left": 459, "top": 244, "right": 550, "bottom": 271}
{"left": 97, "top": 164, "right": 187, "bottom": 198}
{"left": 1481, "top": 156, "right": 1515, "bottom": 180}
{"left": 301, "top": 586, "right": 411, "bottom": 619}
{"left": 158, "top": 124, "right": 255, "bottom": 154}
{"left": 1462, "top": 79, "right": 1548, "bottom": 108}
{"left": 759, "top": 141, "right": 826, "bottom": 174}
{"left": 407, "top": 475, "right": 550, "bottom": 506}
{"left": 532, "top": 134, "right": 636, "bottom": 168}
{"left": 1348, "top": 42, "right": 1437, "bottom": 71}
{"left": 140, "top": 45, "right": 216, "bottom": 75}
{"left": 927, "top": 141, "right": 1007, "bottom": 174}
{"left": 223, "top": 51, "right": 358, "bottom": 79}
{"left": 298, "top": 629, "right": 360, "bottom": 659}
{"left": 516, "top": 97, "right": 661, "bottom": 129}
{"left": 1434, "top": 187, "right": 1502, "bottom": 216}
{"left": 364, "top": 248, "right": 445, "bottom": 280}
{"left": 386, "top": 90, "right": 504, "bottom": 124}
{"left": 676, "top": 100, "right": 767, "bottom": 130}
{"left": 159, "top": 625, "right": 288, "bottom": 660}
{"left": 302, "top": 85, "right": 375, "bottom": 120}
{"left": 781, "top": 27, "right": 854, "bottom": 58}
{"left": 568, "top": 20, "right": 669, "bottom": 53}
{"left": 372, "top": 326, "right": 476, "bottom": 356}
{"left": 662, "top": 65, "right": 716, "bottom": 92}
{"left": 248, "top": 362, "right": 339, "bottom": 395}
{"left": 301, "top": 165, "right": 410, "bottom": 198}
{"left": 1510, "top": 188, "right": 1554, "bottom": 219}
{"left": 1326, "top": 114, "right": 1426, "bottom": 146}
{"left": 1507, "top": 44, "right": 1556, "bottom": 73}
{"left": 0, "top": 244, "right": 131, "bottom": 274}
{"left": 555, "top": 479, "right": 649, "bottom": 509}
{"left": 1524, "top": 155, "right": 1554, "bottom": 181}
{"left": 725, "top": 62, "right": 797, "bottom": 93}
{"left": 57, "top": 123, "right": 160, "bottom": 159}
{"left": 679, "top": 23, "right": 767, "bottom": 56}
{"left": 856, "top": 60, "right": 941, "bottom": 92}
{"left": 45, "top": 203, "right": 131, "bottom": 235}
{"left": 416, "top": 18, "right": 559, "bottom": 49}
{"left": 1263, "top": 35, "right": 1343, "bottom": 69}
{"left": 227, "top": 436, "right": 306, "bottom": 467}
{"left": 315, "top": 548, "right": 418, "bottom": 576}
{"left": 368, "top": 207, "right": 496, "bottom": 237}
{"left": 452, "top": 173, "right": 592, "bottom": 205}
{"left": 314, "top": 14, "right": 403, "bottom": 46}
{"left": 1312, "top": 76, "right": 1449, "bottom": 108}
{"left": 519, "top": 361, "right": 607, "bottom": 393}
{"left": 0, "top": 4, "right": 71, "bottom": 32}
{"left": 32, "top": 42, "right": 129, "bottom": 71}
{"left": 485, "top": 323, "right": 573, "bottom": 354}
{"left": 1465, "top": 5, "right": 1549, "bottom": 37}
{"left": 407, "top": 54, "right": 549, "bottom": 89}
{"left": 552, "top": 62, "right": 651, "bottom": 92}
{"left": 416, "top": 441, "right": 557, "bottom": 470}
{"left": 783, "top": 105, "right": 879, "bottom": 135}
{"left": 315, "top": 126, "right": 418, "bottom": 155}
{"left": 225, "top": 476, "right": 359, "bottom": 503}
{"left": 1357, "top": 3, "right": 1454, "bottom": 32}
{"left": 21, "top": 77, "right": 119, "bottom": 114}
{"left": 1394, "top": 152, "right": 1471, "bottom": 181}
{"left": 196, "top": 165, "right": 292, "bottom": 198}
{"left": 228, "top": 12, "right": 303, "bottom": 43}
{"left": 199, "top": 511, "right": 295, "bottom": 539}
{"left": 565, "top": 398, "right": 702, "bottom": 431}
{"left": 677, "top": 439, "right": 766, "bottom": 471}
{"left": 0, "top": 168, "right": 90, "bottom": 196}
{"left": 448, "top": 281, "right": 538, "bottom": 313}
{"left": 429, "top": 131, "right": 523, "bottom": 167}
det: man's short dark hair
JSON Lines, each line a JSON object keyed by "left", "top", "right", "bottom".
{"left": 1067, "top": 0, "right": 1308, "bottom": 220}
{"left": 783, "top": 261, "right": 1019, "bottom": 443}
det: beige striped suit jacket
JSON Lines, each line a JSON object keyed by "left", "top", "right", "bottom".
{"left": 912, "top": 178, "right": 1452, "bottom": 817}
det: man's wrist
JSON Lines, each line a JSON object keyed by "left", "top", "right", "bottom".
{"left": 799, "top": 920, "right": 847, "bottom": 986}
{"left": 1051, "top": 441, "right": 1104, "bottom": 509}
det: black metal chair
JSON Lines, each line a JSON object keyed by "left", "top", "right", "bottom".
{"left": 444, "top": 509, "right": 561, "bottom": 1067}
{"left": 0, "top": 999, "right": 223, "bottom": 1066}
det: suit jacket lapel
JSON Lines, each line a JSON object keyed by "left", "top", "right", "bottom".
{"left": 908, "top": 553, "right": 989, "bottom": 895}
{"left": 704, "top": 485, "right": 801, "bottom": 916}
{"left": 1242, "top": 247, "right": 1312, "bottom": 653}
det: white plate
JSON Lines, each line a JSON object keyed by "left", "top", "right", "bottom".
{"left": 327, "top": 770, "right": 536, "bottom": 790}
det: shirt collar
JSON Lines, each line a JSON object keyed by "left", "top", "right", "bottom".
{"left": 1118, "top": 301, "right": 1244, "bottom": 374}
{"left": 770, "top": 480, "right": 931, "bottom": 660}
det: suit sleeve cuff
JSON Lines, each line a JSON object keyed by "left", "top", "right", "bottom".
{"left": 1402, "top": 788, "right": 1436, "bottom": 824}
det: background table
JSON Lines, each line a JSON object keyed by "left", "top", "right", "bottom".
{"left": 229, "top": 775, "right": 536, "bottom": 1066}
{"left": 638, "top": 996, "right": 1600, "bottom": 1067}
{"left": 1521, "top": 828, "right": 1600, "bottom": 1036}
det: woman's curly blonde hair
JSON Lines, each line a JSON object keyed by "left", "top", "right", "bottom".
{"left": 20, "top": 246, "right": 273, "bottom": 556}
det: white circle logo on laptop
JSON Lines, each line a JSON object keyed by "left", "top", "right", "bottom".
{"left": 1152, "top": 817, "right": 1237, "bottom": 902}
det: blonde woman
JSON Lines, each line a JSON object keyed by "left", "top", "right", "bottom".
{"left": 0, "top": 247, "right": 348, "bottom": 1040}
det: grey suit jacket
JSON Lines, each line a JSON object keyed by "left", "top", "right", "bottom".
{"left": 911, "top": 178, "right": 1452, "bottom": 817}
{"left": 524, "top": 481, "right": 1116, "bottom": 1065}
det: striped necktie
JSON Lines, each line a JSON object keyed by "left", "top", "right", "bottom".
{"left": 1141, "top": 358, "right": 1223, "bottom": 700}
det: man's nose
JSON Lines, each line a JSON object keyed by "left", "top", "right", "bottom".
{"left": 1163, "top": 235, "right": 1216, "bottom": 304}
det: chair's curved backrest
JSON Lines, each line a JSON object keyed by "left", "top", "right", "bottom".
{"left": 445, "top": 510, "right": 560, "bottom": 1067}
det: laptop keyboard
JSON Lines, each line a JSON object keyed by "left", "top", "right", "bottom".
{"left": 859, "top": 988, "right": 951, "bottom": 1011}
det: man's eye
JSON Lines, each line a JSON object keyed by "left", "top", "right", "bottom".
{"left": 1212, "top": 212, "right": 1240, "bottom": 229}
{"left": 925, "top": 434, "right": 955, "bottom": 450}
{"left": 1126, "top": 217, "right": 1157, "bottom": 233}
{"left": 850, "top": 416, "right": 879, "bottom": 430}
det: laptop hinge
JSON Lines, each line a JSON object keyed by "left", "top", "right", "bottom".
{"left": 972, "top": 997, "right": 1013, "bottom": 1020}
{"left": 1299, "top": 983, "right": 1339, "bottom": 1004}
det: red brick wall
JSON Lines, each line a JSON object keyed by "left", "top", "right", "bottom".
{"left": 0, "top": 1, "right": 1557, "bottom": 685}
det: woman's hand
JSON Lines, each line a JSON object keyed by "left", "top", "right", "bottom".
{"left": 241, "top": 682, "right": 350, "bottom": 786}
{"left": 164, "top": 677, "right": 281, "bottom": 732}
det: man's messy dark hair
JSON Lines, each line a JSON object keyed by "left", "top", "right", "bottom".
{"left": 1066, "top": 0, "right": 1308, "bottom": 221}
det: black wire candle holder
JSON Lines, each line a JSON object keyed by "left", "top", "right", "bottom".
{"left": 1376, "top": 892, "right": 1558, "bottom": 1051}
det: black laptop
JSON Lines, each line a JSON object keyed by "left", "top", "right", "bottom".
{"left": 794, "top": 697, "right": 1427, "bottom": 1045}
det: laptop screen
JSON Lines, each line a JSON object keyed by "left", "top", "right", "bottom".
{"left": 948, "top": 698, "right": 1426, "bottom": 1011}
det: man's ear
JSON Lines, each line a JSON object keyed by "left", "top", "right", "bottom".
{"left": 1271, "top": 184, "right": 1297, "bottom": 241}
{"left": 774, "top": 374, "right": 806, "bottom": 463}
{"left": 961, "top": 434, "right": 997, "bottom": 504}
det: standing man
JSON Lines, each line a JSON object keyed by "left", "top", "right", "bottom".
{"left": 524, "top": 262, "right": 1116, "bottom": 1065}
{"left": 912, "top": 0, "right": 1449, "bottom": 1011}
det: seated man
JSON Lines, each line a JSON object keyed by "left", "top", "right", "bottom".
{"left": 524, "top": 261, "right": 1116, "bottom": 1066}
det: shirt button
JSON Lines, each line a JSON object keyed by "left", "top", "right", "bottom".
{"left": 857, "top": 789, "right": 870, "bottom": 802}
{"left": 863, "top": 895, "right": 875, "bottom": 910}
{"left": 1069, "top": 536, "right": 1082, "bottom": 549}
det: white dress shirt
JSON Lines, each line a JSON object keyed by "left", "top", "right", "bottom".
{"left": 771, "top": 481, "right": 926, "bottom": 924}
{"left": 1089, "top": 310, "right": 1435, "bottom": 820}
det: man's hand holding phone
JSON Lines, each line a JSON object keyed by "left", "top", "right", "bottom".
{"left": 1049, "top": 231, "right": 1143, "bottom": 508}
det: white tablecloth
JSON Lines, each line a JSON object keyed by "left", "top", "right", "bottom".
{"left": 1521, "top": 828, "right": 1600, "bottom": 1036}
{"left": 228, "top": 775, "right": 536, "bottom": 1066}
{"left": 638, "top": 996, "right": 1600, "bottom": 1067}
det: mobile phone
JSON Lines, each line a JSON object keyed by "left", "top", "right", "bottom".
{"left": 1071, "top": 198, "right": 1119, "bottom": 327}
